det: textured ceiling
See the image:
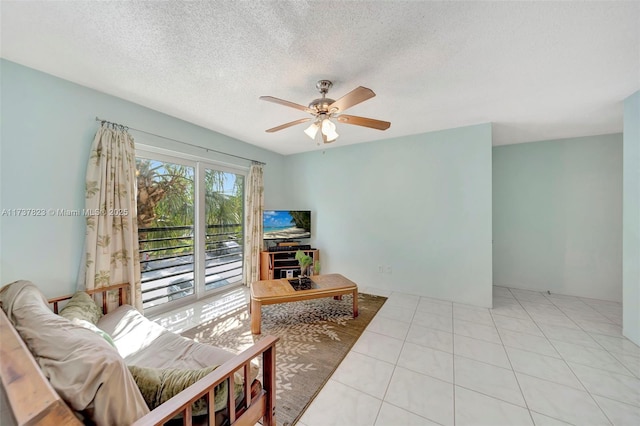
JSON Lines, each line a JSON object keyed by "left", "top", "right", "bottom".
{"left": 1, "top": 1, "right": 638, "bottom": 155}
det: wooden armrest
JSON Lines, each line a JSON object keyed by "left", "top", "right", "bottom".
{"left": 48, "top": 282, "right": 129, "bottom": 314}
{"left": 133, "top": 335, "right": 278, "bottom": 426}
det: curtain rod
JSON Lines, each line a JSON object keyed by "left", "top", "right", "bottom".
{"left": 95, "top": 117, "right": 266, "bottom": 165}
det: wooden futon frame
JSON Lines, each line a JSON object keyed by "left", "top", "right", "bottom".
{"left": 0, "top": 282, "right": 278, "bottom": 426}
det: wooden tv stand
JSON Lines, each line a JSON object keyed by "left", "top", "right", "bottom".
{"left": 260, "top": 249, "right": 319, "bottom": 280}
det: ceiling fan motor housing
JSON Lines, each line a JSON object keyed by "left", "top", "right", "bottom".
{"left": 309, "top": 80, "right": 335, "bottom": 114}
{"left": 316, "top": 79, "right": 332, "bottom": 94}
{"left": 308, "top": 98, "right": 336, "bottom": 114}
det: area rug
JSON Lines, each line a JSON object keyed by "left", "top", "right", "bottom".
{"left": 181, "top": 292, "right": 387, "bottom": 426}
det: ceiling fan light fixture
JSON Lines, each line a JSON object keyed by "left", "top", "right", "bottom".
{"left": 321, "top": 117, "right": 335, "bottom": 133}
{"left": 260, "top": 79, "right": 389, "bottom": 144}
{"left": 325, "top": 134, "right": 339, "bottom": 143}
{"left": 304, "top": 121, "right": 320, "bottom": 139}
{"left": 321, "top": 118, "right": 339, "bottom": 142}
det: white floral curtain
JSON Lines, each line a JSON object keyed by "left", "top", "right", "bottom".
{"left": 242, "top": 163, "right": 264, "bottom": 286}
{"left": 79, "top": 122, "right": 142, "bottom": 311}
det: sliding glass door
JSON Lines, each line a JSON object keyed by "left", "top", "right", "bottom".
{"left": 136, "top": 151, "right": 245, "bottom": 311}
{"left": 137, "top": 156, "right": 195, "bottom": 309}
{"left": 203, "top": 168, "right": 245, "bottom": 293}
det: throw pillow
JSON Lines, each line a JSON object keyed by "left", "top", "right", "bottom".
{"left": 127, "top": 364, "right": 237, "bottom": 415}
{"left": 59, "top": 291, "right": 102, "bottom": 324}
{"left": 71, "top": 318, "right": 116, "bottom": 348}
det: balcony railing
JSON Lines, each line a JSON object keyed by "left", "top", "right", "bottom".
{"left": 138, "top": 224, "right": 243, "bottom": 310}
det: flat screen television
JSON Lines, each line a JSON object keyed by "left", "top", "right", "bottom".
{"left": 263, "top": 210, "right": 311, "bottom": 240}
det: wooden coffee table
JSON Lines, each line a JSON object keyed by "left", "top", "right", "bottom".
{"left": 250, "top": 273, "right": 358, "bottom": 334}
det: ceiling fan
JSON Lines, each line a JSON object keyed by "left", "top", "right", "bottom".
{"left": 260, "top": 80, "right": 391, "bottom": 144}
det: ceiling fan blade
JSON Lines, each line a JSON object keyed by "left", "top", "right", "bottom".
{"left": 328, "top": 86, "right": 376, "bottom": 113}
{"left": 260, "top": 96, "right": 312, "bottom": 113}
{"left": 336, "top": 114, "right": 391, "bottom": 130}
{"left": 265, "top": 118, "right": 312, "bottom": 133}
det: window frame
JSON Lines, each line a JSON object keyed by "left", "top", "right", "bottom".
{"left": 136, "top": 144, "right": 248, "bottom": 316}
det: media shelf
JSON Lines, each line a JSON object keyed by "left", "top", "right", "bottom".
{"left": 259, "top": 249, "right": 319, "bottom": 280}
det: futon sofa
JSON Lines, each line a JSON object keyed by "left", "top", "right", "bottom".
{"left": 0, "top": 280, "right": 277, "bottom": 425}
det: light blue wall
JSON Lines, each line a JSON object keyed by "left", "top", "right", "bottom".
{"left": 286, "top": 124, "right": 493, "bottom": 307}
{"left": 0, "top": 59, "right": 287, "bottom": 297}
{"left": 493, "top": 134, "right": 623, "bottom": 301}
{"left": 3, "top": 59, "right": 631, "bottom": 317}
{"left": 623, "top": 90, "right": 640, "bottom": 345}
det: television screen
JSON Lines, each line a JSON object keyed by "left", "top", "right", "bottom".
{"left": 263, "top": 210, "right": 311, "bottom": 240}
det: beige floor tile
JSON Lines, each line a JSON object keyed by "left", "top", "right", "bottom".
{"left": 352, "top": 330, "right": 404, "bottom": 364}
{"left": 375, "top": 402, "right": 440, "bottom": 426}
{"left": 454, "top": 356, "right": 525, "bottom": 407}
{"left": 516, "top": 373, "right": 610, "bottom": 425}
{"left": 454, "top": 386, "right": 533, "bottom": 426}
{"left": 332, "top": 351, "right": 395, "bottom": 400}
{"left": 299, "top": 379, "right": 382, "bottom": 426}
{"left": 384, "top": 366, "right": 454, "bottom": 426}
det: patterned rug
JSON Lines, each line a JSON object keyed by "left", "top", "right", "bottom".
{"left": 181, "top": 292, "right": 386, "bottom": 426}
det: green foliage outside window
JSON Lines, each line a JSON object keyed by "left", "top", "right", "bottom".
{"left": 136, "top": 158, "right": 244, "bottom": 260}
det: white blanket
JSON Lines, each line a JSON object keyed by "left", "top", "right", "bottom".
{"left": 98, "top": 304, "right": 259, "bottom": 388}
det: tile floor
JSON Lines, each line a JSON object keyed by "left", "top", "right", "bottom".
{"left": 151, "top": 286, "right": 640, "bottom": 426}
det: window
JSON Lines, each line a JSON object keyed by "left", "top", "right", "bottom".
{"left": 136, "top": 150, "right": 245, "bottom": 311}
{"left": 203, "top": 167, "right": 245, "bottom": 291}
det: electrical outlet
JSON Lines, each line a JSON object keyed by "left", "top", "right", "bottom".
{"left": 378, "top": 265, "right": 384, "bottom": 273}
{"left": 386, "top": 265, "right": 392, "bottom": 274}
